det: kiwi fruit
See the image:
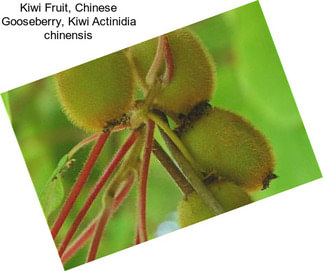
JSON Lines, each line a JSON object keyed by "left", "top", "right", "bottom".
{"left": 178, "top": 181, "right": 252, "bottom": 227}
{"left": 56, "top": 50, "right": 135, "bottom": 133}
{"left": 179, "top": 107, "right": 276, "bottom": 192}
{"left": 128, "top": 28, "right": 215, "bottom": 115}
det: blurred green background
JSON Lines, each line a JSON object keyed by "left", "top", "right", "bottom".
{"left": 1, "top": 2, "right": 321, "bottom": 270}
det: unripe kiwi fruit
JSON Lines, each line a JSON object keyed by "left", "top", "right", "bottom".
{"left": 128, "top": 28, "right": 215, "bottom": 115}
{"left": 56, "top": 50, "right": 135, "bottom": 133}
{"left": 179, "top": 107, "right": 275, "bottom": 192}
{"left": 178, "top": 181, "right": 252, "bottom": 227}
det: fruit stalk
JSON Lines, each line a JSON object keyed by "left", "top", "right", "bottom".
{"left": 129, "top": 29, "right": 215, "bottom": 115}
{"left": 147, "top": 111, "right": 198, "bottom": 171}
{"left": 137, "top": 120, "right": 155, "bottom": 243}
{"left": 113, "top": 173, "right": 136, "bottom": 209}
{"left": 58, "top": 130, "right": 139, "bottom": 256}
{"left": 152, "top": 140, "right": 194, "bottom": 195}
{"left": 61, "top": 219, "right": 97, "bottom": 264}
{"left": 86, "top": 197, "right": 113, "bottom": 262}
{"left": 156, "top": 111, "right": 224, "bottom": 214}
{"left": 68, "top": 124, "right": 129, "bottom": 159}
{"left": 135, "top": 228, "right": 140, "bottom": 245}
{"left": 61, "top": 173, "right": 135, "bottom": 264}
{"left": 87, "top": 173, "right": 135, "bottom": 262}
{"left": 51, "top": 132, "right": 110, "bottom": 239}
{"left": 145, "top": 35, "right": 166, "bottom": 86}
{"left": 68, "top": 133, "right": 99, "bottom": 158}
{"left": 162, "top": 35, "right": 175, "bottom": 86}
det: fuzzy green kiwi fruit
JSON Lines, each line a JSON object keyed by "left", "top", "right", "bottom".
{"left": 179, "top": 107, "right": 276, "bottom": 192}
{"left": 128, "top": 28, "right": 215, "bottom": 115}
{"left": 178, "top": 181, "right": 252, "bottom": 227}
{"left": 56, "top": 50, "right": 135, "bottom": 133}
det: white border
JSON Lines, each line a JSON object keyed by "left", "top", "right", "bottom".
{"left": 1, "top": 0, "right": 323, "bottom": 270}
{"left": 0, "top": 0, "right": 252, "bottom": 91}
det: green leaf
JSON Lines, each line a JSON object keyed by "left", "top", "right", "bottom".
{"left": 40, "top": 176, "right": 65, "bottom": 218}
{"left": 38, "top": 154, "right": 71, "bottom": 218}
{"left": 48, "top": 154, "right": 69, "bottom": 183}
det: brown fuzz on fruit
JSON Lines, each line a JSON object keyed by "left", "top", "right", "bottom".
{"left": 103, "top": 113, "right": 130, "bottom": 133}
{"left": 179, "top": 107, "right": 276, "bottom": 192}
{"left": 128, "top": 28, "right": 216, "bottom": 115}
{"left": 177, "top": 181, "right": 252, "bottom": 228}
{"left": 175, "top": 101, "right": 212, "bottom": 135}
{"left": 56, "top": 50, "right": 135, "bottom": 133}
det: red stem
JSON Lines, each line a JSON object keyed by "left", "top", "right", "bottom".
{"left": 71, "top": 134, "right": 99, "bottom": 153}
{"left": 162, "top": 35, "right": 175, "bottom": 86}
{"left": 87, "top": 174, "right": 135, "bottom": 262}
{"left": 112, "top": 124, "right": 130, "bottom": 133}
{"left": 51, "top": 132, "right": 110, "bottom": 239}
{"left": 145, "top": 36, "right": 165, "bottom": 86}
{"left": 61, "top": 175, "right": 135, "bottom": 264}
{"left": 137, "top": 120, "right": 155, "bottom": 243}
{"left": 86, "top": 205, "right": 113, "bottom": 262}
{"left": 113, "top": 175, "right": 135, "bottom": 210}
{"left": 61, "top": 219, "right": 97, "bottom": 264}
{"left": 58, "top": 131, "right": 139, "bottom": 256}
{"left": 135, "top": 228, "right": 141, "bottom": 245}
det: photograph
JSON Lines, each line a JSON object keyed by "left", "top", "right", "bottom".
{"left": 1, "top": 2, "right": 321, "bottom": 269}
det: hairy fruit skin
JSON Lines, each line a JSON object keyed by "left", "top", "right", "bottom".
{"left": 56, "top": 50, "right": 134, "bottom": 133}
{"left": 180, "top": 107, "right": 275, "bottom": 192}
{"left": 178, "top": 181, "right": 252, "bottom": 227}
{"left": 128, "top": 28, "right": 215, "bottom": 115}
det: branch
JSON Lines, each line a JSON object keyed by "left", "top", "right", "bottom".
{"left": 152, "top": 140, "right": 193, "bottom": 195}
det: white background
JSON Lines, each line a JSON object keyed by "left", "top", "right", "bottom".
{"left": 0, "top": 0, "right": 323, "bottom": 270}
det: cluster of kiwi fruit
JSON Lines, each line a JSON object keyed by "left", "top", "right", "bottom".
{"left": 55, "top": 28, "right": 276, "bottom": 229}
{"left": 55, "top": 29, "right": 214, "bottom": 132}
